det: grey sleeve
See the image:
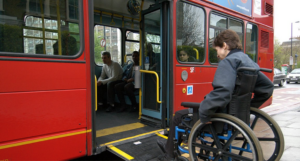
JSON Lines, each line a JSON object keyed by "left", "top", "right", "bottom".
{"left": 250, "top": 71, "right": 274, "bottom": 108}
{"left": 101, "top": 63, "right": 122, "bottom": 84}
{"left": 199, "top": 59, "right": 237, "bottom": 123}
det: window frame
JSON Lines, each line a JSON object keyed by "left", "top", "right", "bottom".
{"left": 67, "top": 0, "right": 80, "bottom": 22}
{"left": 125, "top": 30, "right": 140, "bottom": 62}
{"left": 175, "top": 0, "right": 207, "bottom": 65}
{"left": 208, "top": 11, "right": 244, "bottom": 65}
{"left": 0, "top": 0, "right": 84, "bottom": 59}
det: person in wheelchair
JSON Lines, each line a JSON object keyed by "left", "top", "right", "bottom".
{"left": 157, "top": 29, "right": 274, "bottom": 161}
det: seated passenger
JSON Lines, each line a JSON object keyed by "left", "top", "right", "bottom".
{"left": 157, "top": 30, "right": 274, "bottom": 161}
{"left": 178, "top": 49, "right": 195, "bottom": 62}
{"left": 115, "top": 51, "right": 140, "bottom": 112}
{"left": 53, "top": 33, "right": 77, "bottom": 55}
{"left": 97, "top": 51, "right": 123, "bottom": 112}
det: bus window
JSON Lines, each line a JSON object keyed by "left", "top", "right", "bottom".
{"left": 0, "top": 0, "right": 81, "bottom": 56}
{"left": 125, "top": 31, "right": 140, "bottom": 62}
{"left": 94, "top": 25, "right": 122, "bottom": 65}
{"left": 146, "top": 33, "right": 160, "bottom": 53}
{"left": 229, "top": 19, "right": 243, "bottom": 45}
{"left": 209, "top": 14, "right": 227, "bottom": 64}
{"left": 209, "top": 13, "right": 244, "bottom": 64}
{"left": 246, "top": 24, "right": 258, "bottom": 62}
{"left": 176, "top": 2, "right": 205, "bottom": 63}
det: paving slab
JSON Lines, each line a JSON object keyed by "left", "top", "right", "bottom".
{"left": 283, "top": 135, "right": 300, "bottom": 148}
{"left": 280, "top": 127, "right": 300, "bottom": 137}
{"left": 287, "top": 122, "right": 300, "bottom": 129}
{"left": 280, "top": 147, "right": 300, "bottom": 161}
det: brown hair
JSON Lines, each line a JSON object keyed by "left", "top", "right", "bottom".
{"left": 213, "top": 29, "right": 242, "bottom": 50}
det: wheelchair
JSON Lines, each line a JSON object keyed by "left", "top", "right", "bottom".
{"left": 173, "top": 67, "right": 285, "bottom": 161}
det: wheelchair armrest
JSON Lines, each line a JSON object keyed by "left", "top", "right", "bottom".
{"left": 181, "top": 102, "right": 200, "bottom": 112}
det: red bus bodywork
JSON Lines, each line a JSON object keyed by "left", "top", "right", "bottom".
{"left": 0, "top": 0, "right": 274, "bottom": 160}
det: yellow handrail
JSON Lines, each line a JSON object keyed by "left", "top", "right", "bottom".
{"left": 193, "top": 48, "right": 199, "bottom": 60}
{"left": 95, "top": 76, "right": 98, "bottom": 111}
{"left": 139, "top": 70, "right": 162, "bottom": 104}
{"left": 138, "top": 0, "right": 144, "bottom": 120}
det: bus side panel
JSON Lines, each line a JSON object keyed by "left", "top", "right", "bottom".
{"left": 0, "top": 131, "right": 87, "bottom": 160}
{"left": 0, "top": 89, "right": 87, "bottom": 142}
{"left": 174, "top": 83, "right": 213, "bottom": 111}
{"left": 174, "top": 66, "right": 215, "bottom": 112}
{"left": 257, "top": 27, "right": 274, "bottom": 80}
{"left": 257, "top": 28, "right": 274, "bottom": 108}
{"left": 0, "top": 61, "right": 86, "bottom": 93}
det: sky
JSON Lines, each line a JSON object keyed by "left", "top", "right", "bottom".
{"left": 274, "top": 0, "right": 300, "bottom": 43}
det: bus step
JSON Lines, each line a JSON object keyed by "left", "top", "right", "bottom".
{"left": 141, "top": 115, "right": 161, "bottom": 128}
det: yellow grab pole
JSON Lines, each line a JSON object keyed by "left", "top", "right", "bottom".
{"left": 139, "top": 70, "right": 162, "bottom": 104}
{"left": 193, "top": 48, "right": 199, "bottom": 60}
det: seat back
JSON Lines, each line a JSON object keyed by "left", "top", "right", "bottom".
{"left": 95, "top": 65, "right": 102, "bottom": 79}
{"left": 228, "top": 67, "right": 258, "bottom": 124}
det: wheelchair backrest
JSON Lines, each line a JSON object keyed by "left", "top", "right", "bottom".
{"left": 228, "top": 67, "right": 258, "bottom": 124}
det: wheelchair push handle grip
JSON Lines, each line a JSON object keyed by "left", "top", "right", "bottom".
{"left": 181, "top": 102, "right": 200, "bottom": 108}
{"left": 237, "top": 67, "right": 256, "bottom": 72}
{"left": 259, "top": 68, "right": 272, "bottom": 73}
{"left": 236, "top": 67, "right": 272, "bottom": 73}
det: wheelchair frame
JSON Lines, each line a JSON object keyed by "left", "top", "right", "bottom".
{"left": 173, "top": 68, "right": 284, "bottom": 161}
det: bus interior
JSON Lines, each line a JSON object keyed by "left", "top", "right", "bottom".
{"left": 92, "top": 0, "right": 170, "bottom": 156}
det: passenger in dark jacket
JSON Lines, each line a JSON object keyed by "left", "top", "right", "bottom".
{"left": 157, "top": 29, "right": 274, "bottom": 161}
{"left": 115, "top": 51, "right": 140, "bottom": 113}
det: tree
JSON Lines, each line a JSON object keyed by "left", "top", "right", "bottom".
{"left": 274, "top": 38, "right": 285, "bottom": 69}
{"left": 94, "top": 30, "right": 105, "bottom": 65}
{"left": 177, "top": 3, "right": 204, "bottom": 47}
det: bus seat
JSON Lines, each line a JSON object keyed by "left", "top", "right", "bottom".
{"left": 95, "top": 62, "right": 139, "bottom": 106}
{"left": 95, "top": 65, "right": 102, "bottom": 79}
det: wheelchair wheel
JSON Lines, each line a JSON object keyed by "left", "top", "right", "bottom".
{"left": 188, "top": 113, "right": 263, "bottom": 161}
{"left": 249, "top": 107, "right": 284, "bottom": 161}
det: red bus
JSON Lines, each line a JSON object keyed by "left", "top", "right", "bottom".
{"left": 0, "top": 0, "right": 273, "bottom": 160}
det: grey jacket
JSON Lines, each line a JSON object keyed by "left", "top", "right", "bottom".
{"left": 199, "top": 49, "right": 274, "bottom": 123}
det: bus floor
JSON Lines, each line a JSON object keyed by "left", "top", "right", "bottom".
{"left": 95, "top": 105, "right": 165, "bottom": 159}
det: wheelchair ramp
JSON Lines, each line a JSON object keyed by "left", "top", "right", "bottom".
{"left": 106, "top": 133, "right": 167, "bottom": 161}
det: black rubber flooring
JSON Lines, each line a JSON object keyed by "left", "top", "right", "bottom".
{"left": 95, "top": 105, "right": 161, "bottom": 145}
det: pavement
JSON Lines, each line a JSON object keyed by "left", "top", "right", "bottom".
{"left": 261, "top": 86, "right": 300, "bottom": 161}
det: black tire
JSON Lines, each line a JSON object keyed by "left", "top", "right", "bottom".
{"left": 287, "top": 81, "right": 290, "bottom": 84}
{"left": 278, "top": 80, "right": 284, "bottom": 87}
{"left": 250, "top": 107, "right": 285, "bottom": 161}
{"left": 188, "top": 114, "right": 263, "bottom": 161}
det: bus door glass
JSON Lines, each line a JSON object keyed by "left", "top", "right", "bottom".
{"left": 141, "top": 7, "right": 163, "bottom": 122}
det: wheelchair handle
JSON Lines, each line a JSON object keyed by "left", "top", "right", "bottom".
{"left": 237, "top": 67, "right": 256, "bottom": 72}
{"left": 181, "top": 102, "right": 200, "bottom": 108}
{"left": 236, "top": 67, "right": 272, "bottom": 73}
{"left": 259, "top": 68, "right": 272, "bottom": 73}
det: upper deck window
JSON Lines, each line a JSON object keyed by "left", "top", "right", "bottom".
{"left": 176, "top": 2, "right": 205, "bottom": 64}
{"left": 0, "top": 0, "right": 81, "bottom": 57}
{"left": 209, "top": 13, "right": 243, "bottom": 64}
